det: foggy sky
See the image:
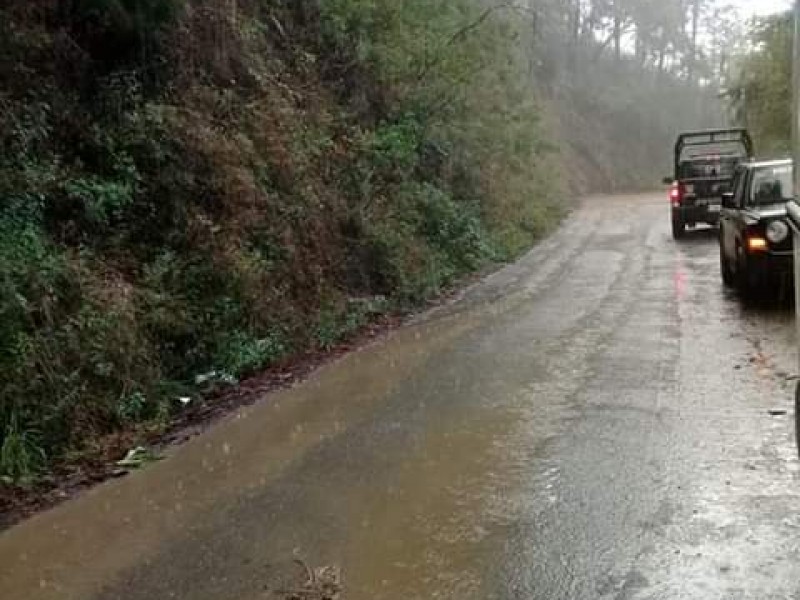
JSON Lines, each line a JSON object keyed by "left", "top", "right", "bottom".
{"left": 728, "top": 0, "right": 792, "bottom": 16}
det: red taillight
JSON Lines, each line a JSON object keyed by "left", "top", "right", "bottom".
{"left": 669, "top": 183, "right": 682, "bottom": 206}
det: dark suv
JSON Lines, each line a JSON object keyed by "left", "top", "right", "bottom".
{"left": 719, "top": 159, "right": 794, "bottom": 295}
{"left": 664, "top": 129, "right": 754, "bottom": 239}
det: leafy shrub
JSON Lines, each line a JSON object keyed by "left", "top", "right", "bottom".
{"left": 63, "top": 175, "right": 138, "bottom": 230}
{"left": 116, "top": 391, "right": 148, "bottom": 424}
{"left": 0, "top": 416, "right": 46, "bottom": 484}
{"left": 366, "top": 119, "right": 421, "bottom": 176}
{"left": 409, "top": 182, "right": 494, "bottom": 271}
{"left": 314, "top": 296, "right": 387, "bottom": 350}
{"left": 213, "top": 330, "right": 288, "bottom": 379}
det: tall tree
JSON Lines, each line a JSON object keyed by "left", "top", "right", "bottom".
{"left": 727, "top": 12, "right": 793, "bottom": 152}
{"left": 688, "top": 0, "right": 700, "bottom": 81}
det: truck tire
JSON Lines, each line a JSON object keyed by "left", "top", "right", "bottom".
{"left": 672, "top": 214, "right": 685, "bottom": 240}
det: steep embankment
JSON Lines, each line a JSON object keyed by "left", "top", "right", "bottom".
{"left": 0, "top": 1, "right": 563, "bottom": 484}
{"left": 0, "top": 1, "right": 719, "bottom": 491}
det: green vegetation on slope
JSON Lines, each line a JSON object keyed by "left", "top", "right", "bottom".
{"left": 726, "top": 11, "right": 793, "bottom": 155}
{"left": 0, "top": 0, "right": 735, "bottom": 485}
{"left": 0, "top": 0, "right": 562, "bottom": 481}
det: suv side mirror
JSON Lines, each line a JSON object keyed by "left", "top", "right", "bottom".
{"left": 662, "top": 176, "right": 674, "bottom": 186}
{"left": 721, "top": 191, "right": 735, "bottom": 209}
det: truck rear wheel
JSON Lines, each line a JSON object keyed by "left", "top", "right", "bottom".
{"left": 671, "top": 213, "right": 685, "bottom": 240}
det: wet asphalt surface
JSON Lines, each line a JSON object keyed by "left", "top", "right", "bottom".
{"left": 2, "top": 193, "right": 800, "bottom": 600}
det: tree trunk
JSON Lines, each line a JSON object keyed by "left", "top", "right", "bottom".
{"left": 567, "top": 0, "right": 581, "bottom": 75}
{"left": 529, "top": 2, "right": 539, "bottom": 75}
{"left": 635, "top": 25, "right": 646, "bottom": 66}
{"left": 583, "top": 3, "right": 596, "bottom": 46}
{"left": 689, "top": 0, "right": 699, "bottom": 82}
{"left": 572, "top": 0, "right": 581, "bottom": 45}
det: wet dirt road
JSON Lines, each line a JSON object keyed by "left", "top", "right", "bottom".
{"left": 3, "top": 193, "right": 800, "bottom": 600}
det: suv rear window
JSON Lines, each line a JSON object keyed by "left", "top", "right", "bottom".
{"left": 678, "top": 158, "right": 737, "bottom": 180}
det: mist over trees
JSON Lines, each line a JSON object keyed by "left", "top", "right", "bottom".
{"left": 529, "top": 0, "right": 740, "bottom": 84}
{"left": 516, "top": 0, "right": 732, "bottom": 188}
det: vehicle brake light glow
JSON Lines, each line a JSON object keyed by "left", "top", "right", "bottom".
{"left": 669, "top": 183, "right": 682, "bottom": 205}
{"left": 747, "top": 237, "right": 768, "bottom": 252}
